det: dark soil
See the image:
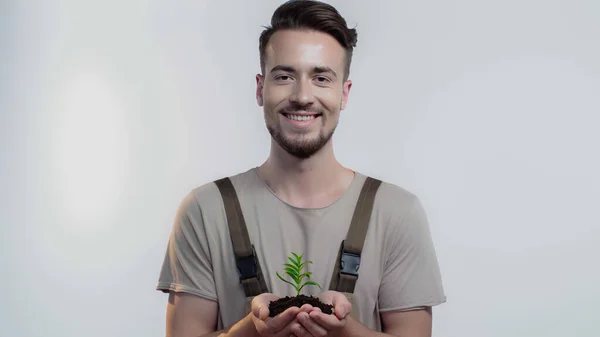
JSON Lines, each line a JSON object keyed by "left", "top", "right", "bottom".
{"left": 268, "top": 294, "right": 334, "bottom": 317}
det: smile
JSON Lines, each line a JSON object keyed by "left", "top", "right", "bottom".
{"left": 283, "top": 113, "right": 321, "bottom": 121}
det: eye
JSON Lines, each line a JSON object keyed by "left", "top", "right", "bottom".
{"left": 275, "top": 75, "right": 293, "bottom": 82}
{"left": 315, "top": 76, "right": 331, "bottom": 83}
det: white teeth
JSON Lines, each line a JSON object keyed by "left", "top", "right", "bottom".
{"left": 286, "top": 114, "right": 316, "bottom": 121}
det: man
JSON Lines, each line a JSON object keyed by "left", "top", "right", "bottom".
{"left": 156, "top": 1, "right": 446, "bottom": 336}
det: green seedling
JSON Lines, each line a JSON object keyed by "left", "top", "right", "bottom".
{"left": 276, "top": 252, "right": 322, "bottom": 296}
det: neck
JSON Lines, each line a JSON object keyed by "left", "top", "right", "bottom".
{"left": 257, "top": 139, "right": 354, "bottom": 208}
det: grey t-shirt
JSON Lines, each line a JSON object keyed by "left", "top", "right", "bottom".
{"left": 157, "top": 168, "right": 446, "bottom": 331}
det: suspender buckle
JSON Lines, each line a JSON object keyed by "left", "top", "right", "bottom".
{"left": 340, "top": 251, "right": 361, "bottom": 277}
{"left": 237, "top": 245, "right": 259, "bottom": 281}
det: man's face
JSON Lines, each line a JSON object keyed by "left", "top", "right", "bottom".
{"left": 256, "top": 29, "right": 352, "bottom": 159}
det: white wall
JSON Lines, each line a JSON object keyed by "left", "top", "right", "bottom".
{"left": 2, "top": 0, "right": 599, "bottom": 336}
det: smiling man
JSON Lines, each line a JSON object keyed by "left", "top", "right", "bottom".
{"left": 157, "top": 1, "right": 446, "bottom": 337}
{"left": 259, "top": 28, "right": 348, "bottom": 160}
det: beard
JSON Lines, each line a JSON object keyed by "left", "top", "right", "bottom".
{"left": 267, "top": 122, "right": 336, "bottom": 159}
{"left": 266, "top": 104, "right": 338, "bottom": 158}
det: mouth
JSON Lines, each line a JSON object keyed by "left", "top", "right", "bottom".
{"left": 281, "top": 112, "right": 322, "bottom": 121}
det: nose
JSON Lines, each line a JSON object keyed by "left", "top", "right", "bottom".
{"left": 289, "top": 77, "right": 315, "bottom": 106}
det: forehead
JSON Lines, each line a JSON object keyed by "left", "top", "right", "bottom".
{"left": 264, "top": 29, "right": 346, "bottom": 72}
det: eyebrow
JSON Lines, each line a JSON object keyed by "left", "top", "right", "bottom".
{"left": 269, "top": 65, "right": 338, "bottom": 79}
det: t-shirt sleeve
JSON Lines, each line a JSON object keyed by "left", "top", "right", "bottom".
{"left": 378, "top": 196, "right": 446, "bottom": 312}
{"left": 156, "top": 191, "right": 217, "bottom": 301}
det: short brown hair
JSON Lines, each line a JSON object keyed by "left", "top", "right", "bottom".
{"left": 259, "top": 0, "right": 358, "bottom": 80}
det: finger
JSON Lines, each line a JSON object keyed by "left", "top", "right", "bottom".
{"left": 298, "top": 303, "right": 314, "bottom": 313}
{"left": 309, "top": 310, "right": 346, "bottom": 331}
{"left": 275, "top": 319, "right": 303, "bottom": 337}
{"left": 253, "top": 315, "right": 297, "bottom": 337}
{"left": 255, "top": 306, "right": 268, "bottom": 321}
{"left": 253, "top": 304, "right": 274, "bottom": 321}
{"left": 297, "top": 311, "right": 328, "bottom": 337}
{"left": 251, "top": 293, "right": 279, "bottom": 319}
{"left": 288, "top": 321, "right": 311, "bottom": 337}
{"left": 308, "top": 306, "right": 324, "bottom": 318}
{"left": 333, "top": 304, "right": 349, "bottom": 320}
{"left": 331, "top": 295, "right": 351, "bottom": 320}
{"left": 266, "top": 306, "right": 300, "bottom": 332}
{"left": 251, "top": 314, "right": 269, "bottom": 335}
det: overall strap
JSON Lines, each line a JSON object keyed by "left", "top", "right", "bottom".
{"left": 215, "top": 177, "right": 269, "bottom": 297}
{"left": 329, "top": 176, "right": 382, "bottom": 293}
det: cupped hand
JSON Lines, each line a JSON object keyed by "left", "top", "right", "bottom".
{"left": 250, "top": 293, "right": 312, "bottom": 337}
{"left": 292, "top": 291, "right": 352, "bottom": 337}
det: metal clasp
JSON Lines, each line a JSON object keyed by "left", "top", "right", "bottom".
{"left": 340, "top": 241, "right": 361, "bottom": 277}
{"left": 237, "top": 245, "right": 259, "bottom": 281}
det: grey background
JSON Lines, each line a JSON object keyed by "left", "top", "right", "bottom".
{"left": 2, "top": 0, "right": 599, "bottom": 336}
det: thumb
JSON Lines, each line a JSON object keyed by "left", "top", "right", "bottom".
{"left": 251, "top": 293, "right": 277, "bottom": 320}
{"left": 333, "top": 294, "right": 352, "bottom": 319}
{"left": 256, "top": 306, "right": 268, "bottom": 320}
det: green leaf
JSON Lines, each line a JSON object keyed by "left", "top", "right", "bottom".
{"left": 296, "top": 253, "right": 303, "bottom": 265}
{"left": 278, "top": 252, "right": 321, "bottom": 295}
{"left": 284, "top": 268, "right": 301, "bottom": 284}
{"left": 298, "top": 272, "right": 312, "bottom": 280}
{"left": 276, "top": 271, "right": 298, "bottom": 289}
{"left": 298, "top": 280, "right": 322, "bottom": 293}
{"left": 283, "top": 263, "right": 298, "bottom": 270}
{"left": 284, "top": 267, "right": 299, "bottom": 277}
{"left": 298, "top": 260, "right": 312, "bottom": 271}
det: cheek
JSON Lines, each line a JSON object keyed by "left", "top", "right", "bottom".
{"left": 263, "top": 99, "right": 282, "bottom": 118}
{"left": 263, "top": 87, "right": 287, "bottom": 109}
{"left": 316, "top": 90, "right": 343, "bottom": 112}
{"left": 262, "top": 97, "right": 284, "bottom": 124}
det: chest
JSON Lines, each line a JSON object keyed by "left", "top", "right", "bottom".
{"left": 238, "top": 208, "right": 384, "bottom": 299}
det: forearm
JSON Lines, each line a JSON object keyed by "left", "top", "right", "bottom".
{"left": 202, "top": 313, "right": 260, "bottom": 337}
{"left": 339, "top": 316, "right": 395, "bottom": 337}
{"left": 339, "top": 314, "right": 432, "bottom": 337}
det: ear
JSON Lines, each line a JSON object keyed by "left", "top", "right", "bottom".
{"left": 340, "top": 80, "right": 352, "bottom": 110}
{"left": 256, "top": 74, "right": 264, "bottom": 107}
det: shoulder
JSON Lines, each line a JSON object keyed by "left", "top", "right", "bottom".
{"left": 181, "top": 167, "right": 258, "bottom": 214}
{"left": 359, "top": 174, "right": 431, "bottom": 239}
{"left": 364, "top": 175, "right": 422, "bottom": 221}
{"left": 364, "top": 176, "right": 436, "bottom": 258}
{"left": 376, "top": 179, "right": 419, "bottom": 206}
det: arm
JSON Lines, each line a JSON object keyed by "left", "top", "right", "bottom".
{"left": 339, "top": 307, "right": 432, "bottom": 337}
{"left": 166, "top": 291, "right": 260, "bottom": 337}
{"left": 297, "top": 195, "right": 445, "bottom": 337}
{"left": 167, "top": 291, "right": 306, "bottom": 337}
{"left": 336, "top": 196, "right": 443, "bottom": 337}
{"left": 158, "top": 191, "right": 305, "bottom": 337}
{"left": 298, "top": 292, "right": 433, "bottom": 337}
{"left": 372, "top": 194, "right": 444, "bottom": 336}
{"left": 158, "top": 191, "right": 251, "bottom": 337}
